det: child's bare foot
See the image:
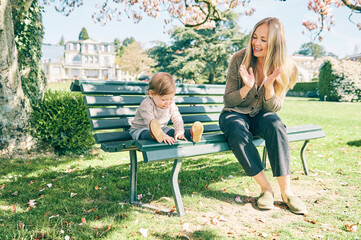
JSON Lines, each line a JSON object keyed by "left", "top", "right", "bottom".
{"left": 191, "top": 121, "right": 203, "bottom": 142}
{"left": 149, "top": 119, "right": 164, "bottom": 143}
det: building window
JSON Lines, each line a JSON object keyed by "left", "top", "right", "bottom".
{"left": 52, "top": 66, "right": 61, "bottom": 75}
{"left": 85, "top": 70, "right": 99, "bottom": 78}
{"left": 71, "top": 69, "right": 79, "bottom": 79}
{"left": 104, "top": 56, "right": 109, "bottom": 66}
{"left": 72, "top": 54, "right": 81, "bottom": 64}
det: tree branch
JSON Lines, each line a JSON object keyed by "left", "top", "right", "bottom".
{"left": 341, "top": 0, "right": 361, "bottom": 13}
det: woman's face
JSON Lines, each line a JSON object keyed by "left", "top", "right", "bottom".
{"left": 251, "top": 23, "right": 269, "bottom": 59}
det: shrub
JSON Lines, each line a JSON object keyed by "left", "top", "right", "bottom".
{"left": 287, "top": 81, "right": 318, "bottom": 97}
{"left": 30, "top": 90, "right": 95, "bottom": 155}
{"left": 318, "top": 60, "right": 338, "bottom": 101}
{"left": 318, "top": 57, "right": 361, "bottom": 102}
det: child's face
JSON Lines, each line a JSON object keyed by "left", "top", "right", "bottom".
{"left": 149, "top": 90, "right": 175, "bottom": 109}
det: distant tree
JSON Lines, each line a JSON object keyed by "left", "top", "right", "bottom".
{"left": 326, "top": 52, "right": 338, "bottom": 59}
{"left": 114, "top": 36, "right": 135, "bottom": 58}
{"left": 78, "top": 27, "right": 89, "bottom": 40}
{"left": 116, "top": 42, "right": 154, "bottom": 78}
{"left": 59, "top": 35, "right": 65, "bottom": 45}
{"left": 297, "top": 42, "right": 326, "bottom": 59}
{"left": 148, "top": 13, "right": 249, "bottom": 84}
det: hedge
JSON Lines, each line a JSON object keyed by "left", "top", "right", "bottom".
{"left": 30, "top": 90, "right": 95, "bottom": 155}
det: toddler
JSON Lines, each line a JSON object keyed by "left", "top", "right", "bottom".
{"left": 129, "top": 72, "right": 203, "bottom": 145}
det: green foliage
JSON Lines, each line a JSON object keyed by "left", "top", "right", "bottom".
{"left": 148, "top": 12, "right": 249, "bottom": 84}
{"left": 318, "top": 58, "right": 361, "bottom": 102}
{"left": 59, "top": 35, "right": 65, "bottom": 45}
{"left": 78, "top": 27, "right": 89, "bottom": 40}
{"left": 114, "top": 37, "right": 135, "bottom": 58}
{"left": 288, "top": 81, "right": 318, "bottom": 97}
{"left": 297, "top": 42, "right": 326, "bottom": 59}
{"left": 318, "top": 61, "right": 338, "bottom": 101}
{"left": 30, "top": 90, "right": 95, "bottom": 155}
{"left": 12, "top": 0, "right": 46, "bottom": 108}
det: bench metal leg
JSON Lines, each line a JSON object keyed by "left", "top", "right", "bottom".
{"left": 171, "top": 159, "right": 185, "bottom": 216}
{"left": 300, "top": 140, "right": 310, "bottom": 175}
{"left": 261, "top": 146, "right": 267, "bottom": 168}
{"left": 129, "top": 150, "right": 138, "bottom": 203}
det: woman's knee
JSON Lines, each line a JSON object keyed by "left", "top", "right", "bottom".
{"left": 220, "top": 114, "right": 252, "bottom": 140}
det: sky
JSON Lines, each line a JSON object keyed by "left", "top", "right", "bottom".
{"left": 41, "top": 0, "right": 361, "bottom": 58}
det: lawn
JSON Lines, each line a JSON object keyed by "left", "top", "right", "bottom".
{"left": 0, "top": 97, "right": 360, "bottom": 239}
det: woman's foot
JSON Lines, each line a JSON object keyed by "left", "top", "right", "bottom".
{"left": 149, "top": 119, "right": 164, "bottom": 143}
{"left": 282, "top": 195, "right": 308, "bottom": 215}
{"left": 257, "top": 191, "right": 274, "bottom": 210}
{"left": 191, "top": 121, "right": 203, "bottom": 142}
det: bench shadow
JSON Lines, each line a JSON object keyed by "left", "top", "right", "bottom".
{"left": 0, "top": 154, "right": 261, "bottom": 238}
{"left": 347, "top": 140, "right": 361, "bottom": 147}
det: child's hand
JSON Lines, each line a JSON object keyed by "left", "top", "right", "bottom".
{"left": 163, "top": 134, "right": 176, "bottom": 145}
{"left": 175, "top": 132, "right": 187, "bottom": 141}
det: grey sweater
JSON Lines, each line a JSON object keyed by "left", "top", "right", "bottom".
{"left": 130, "top": 96, "right": 184, "bottom": 134}
{"left": 222, "top": 49, "right": 286, "bottom": 117}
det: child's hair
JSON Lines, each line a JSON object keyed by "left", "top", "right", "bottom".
{"left": 148, "top": 72, "right": 176, "bottom": 96}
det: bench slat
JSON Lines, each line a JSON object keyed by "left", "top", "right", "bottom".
{"left": 288, "top": 130, "right": 326, "bottom": 142}
{"left": 94, "top": 131, "right": 132, "bottom": 143}
{"left": 91, "top": 114, "right": 220, "bottom": 130}
{"left": 81, "top": 84, "right": 225, "bottom": 95}
{"left": 91, "top": 118, "right": 132, "bottom": 130}
{"left": 95, "top": 124, "right": 221, "bottom": 143}
{"left": 84, "top": 95, "right": 224, "bottom": 106}
{"left": 85, "top": 96, "right": 146, "bottom": 106}
{"left": 130, "top": 127, "right": 325, "bottom": 152}
{"left": 286, "top": 124, "right": 322, "bottom": 133}
{"left": 88, "top": 107, "right": 137, "bottom": 118}
{"left": 88, "top": 105, "right": 224, "bottom": 118}
{"left": 182, "top": 114, "right": 219, "bottom": 124}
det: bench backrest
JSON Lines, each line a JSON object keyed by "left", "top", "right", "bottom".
{"left": 70, "top": 80, "right": 225, "bottom": 146}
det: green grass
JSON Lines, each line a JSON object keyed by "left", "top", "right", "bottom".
{"left": 1, "top": 97, "right": 361, "bottom": 239}
{"left": 47, "top": 81, "right": 72, "bottom": 91}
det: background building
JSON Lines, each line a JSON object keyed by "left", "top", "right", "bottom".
{"left": 292, "top": 55, "right": 326, "bottom": 82}
{"left": 42, "top": 39, "right": 135, "bottom": 82}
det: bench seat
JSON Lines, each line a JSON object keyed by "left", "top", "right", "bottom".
{"left": 71, "top": 79, "right": 325, "bottom": 216}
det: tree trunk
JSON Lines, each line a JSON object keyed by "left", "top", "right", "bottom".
{"left": 0, "top": 0, "right": 33, "bottom": 156}
{"left": 208, "top": 72, "right": 215, "bottom": 84}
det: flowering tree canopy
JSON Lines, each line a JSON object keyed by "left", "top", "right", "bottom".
{"left": 43, "top": 0, "right": 360, "bottom": 41}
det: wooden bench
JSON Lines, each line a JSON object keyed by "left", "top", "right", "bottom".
{"left": 70, "top": 80, "right": 325, "bottom": 216}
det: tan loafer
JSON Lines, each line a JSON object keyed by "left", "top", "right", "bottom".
{"left": 191, "top": 121, "right": 203, "bottom": 142}
{"left": 257, "top": 191, "right": 274, "bottom": 210}
{"left": 149, "top": 119, "right": 164, "bottom": 143}
{"left": 283, "top": 196, "right": 308, "bottom": 215}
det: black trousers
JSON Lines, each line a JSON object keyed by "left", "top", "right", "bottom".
{"left": 219, "top": 110, "right": 291, "bottom": 177}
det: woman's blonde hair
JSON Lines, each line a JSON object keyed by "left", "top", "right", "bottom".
{"left": 148, "top": 72, "right": 176, "bottom": 96}
{"left": 242, "top": 17, "right": 298, "bottom": 97}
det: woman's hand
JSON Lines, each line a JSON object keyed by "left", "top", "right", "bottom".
{"left": 239, "top": 65, "right": 255, "bottom": 89}
{"left": 264, "top": 67, "right": 281, "bottom": 100}
{"left": 264, "top": 67, "right": 281, "bottom": 89}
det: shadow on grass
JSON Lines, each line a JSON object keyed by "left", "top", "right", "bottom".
{"left": 0, "top": 153, "right": 252, "bottom": 238}
{"left": 347, "top": 139, "right": 361, "bottom": 147}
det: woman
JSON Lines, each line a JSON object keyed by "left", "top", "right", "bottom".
{"left": 219, "top": 17, "right": 307, "bottom": 214}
